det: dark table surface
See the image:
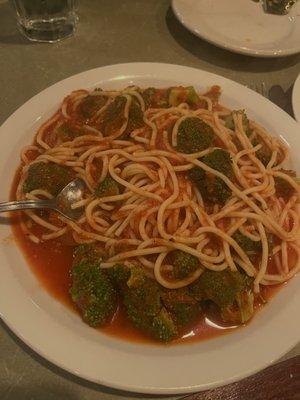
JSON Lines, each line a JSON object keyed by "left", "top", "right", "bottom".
{"left": 0, "top": 0, "right": 299, "bottom": 399}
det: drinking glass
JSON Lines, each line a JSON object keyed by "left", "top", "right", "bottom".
{"left": 11, "top": 0, "right": 78, "bottom": 43}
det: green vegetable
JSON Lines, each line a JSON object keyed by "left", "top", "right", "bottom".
{"left": 274, "top": 170, "right": 296, "bottom": 200}
{"left": 170, "top": 250, "right": 199, "bottom": 279}
{"left": 95, "top": 176, "right": 120, "bottom": 198}
{"left": 107, "top": 263, "right": 131, "bottom": 288}
{"left": 161, "top": 288, "right": 202, "bottom": 327}
{"left": 23, "top": 162, "right": 75, "bottom": 196}
{"left": 203, "top": 148, "right": 233, "bottom": 178}
{"left": 177, "top": 117, "right": 214, "bottom": 154}
{"left": 252, "top": 138, "right": 272, "bottom": 167}
{"left": 232, "top": 232, "right": 262, "bottom": 254}
{"left": 141, "top": 87, "right": 169, "bottom": 109}
{"left": 124, "top": 100, "right": 144, "bottom": 136}
{"left": 194, "top": 270, "right": 254, "bottom": 324}
{"left": 109, "top": 264, "right": 178, "bottom": 342}
{"left": 57, "top": 121, "right": 83, "bottom": 141}
{"left": 70, "top": 245, "right": 117, "bottom": 327}
{"left": 188, "top": 149, "right": 233, "bottom": 205}
{"left": 73, "top": 243, "right": 104, "bottom": 264}
{"left": 224, "top": 110, "right": 252, "bottom": 136}
{"left": 169, "top": 86, "right": 200, "bottom": 107}
{"left": 100, "top": 95, "right": 144, "bottom": 137}
{"left": 123, "top": 273, "right": 162, "bottom": 332}
{"left": 101, "top": 96, "right": 126, "bottom": 137}
{"left": 152, "top": 308, "right": 178, "bottom": 342}
{"left": 79, "top": 94, "right": 106, "bottom": 120}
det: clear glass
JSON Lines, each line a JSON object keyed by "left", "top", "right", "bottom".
{"left": 11, "top": 0, "right": 78, "bottom": 43}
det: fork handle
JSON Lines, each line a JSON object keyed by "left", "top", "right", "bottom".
{"left": 0, "top": 199, "right": 55, "bottom": 213}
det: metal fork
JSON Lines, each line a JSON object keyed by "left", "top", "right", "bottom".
{"left": 248, "top": 82, "right": 293, "bottom": 116}
{"left": 248, "top": 82, "right": 268, "bottom": 98}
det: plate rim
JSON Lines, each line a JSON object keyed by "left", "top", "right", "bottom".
{"left": 171, "top": 0, "right": 300, "bottom": 57}
{"left": 0, "top": 62, "right": 299, "bottom": 395}
{"left": 292, "top": 73, "right": 300, "bottom": 123}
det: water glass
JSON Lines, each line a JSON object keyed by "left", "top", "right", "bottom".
{"left": 11, "top": 0, "right": 78, "bottom": 43}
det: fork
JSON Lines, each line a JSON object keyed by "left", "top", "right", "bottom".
{"left": 249, "top": 82, "right": 293, "bottom": 116}
{"left": 248, "top": 82, "right": 268, "bottom": 98}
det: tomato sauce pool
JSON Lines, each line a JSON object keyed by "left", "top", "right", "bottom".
{"left": 10, "top": 171, "right": 282, "bottom": 345}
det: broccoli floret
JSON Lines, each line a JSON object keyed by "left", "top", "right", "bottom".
{"left": 78, "top": 94, "right": 106, "bottom": 120}
{"left": 161, "top": 288, "right": 202, "bottom": 327}
{"left": 188, "top": 149, "right": 233, "bottom": 205}
{"left": 73, "top": 243, "right": 104, "bottom": 264}
{"left": 118, "top": 265, "right": 177, "bottom": 341}
{"left": 142, "top": 87, "right": 169, "bottom": 109}
{"left": 195, "top": 270, "right": 254, "bottom": 324}
{"left": 70, "top": 245, "right": 117, "bottom": 327}
{"left": 57, "top": 121, "right": 83, "bottom": 141}
{"left": 203, "top": 149, "right": 233, "bottom": 178}
{"left": 107, "top": 263, "right": 131, "bottom": 288}
{"left": 124, "top": 100, "right": 144, "bottom": 136}
{"left": 95, "top": 175, "right": 120, "bottom": 198}
{"left": 232, "top": 232, "right": 262, "bottom": 254}
{"left": 177, "top": 117, "right": 214, "bottom": 154}
{"left": 224, "top": 110, "right": 252, "bottom": 136}
{"left": 124, "top": 277, "right": 161, "bottom": 321}
{"left": 23, "top": 162, "right": 75, "bottom": 196}
{"left": 169, "top": 86, "right": 200, "bottom": 107}
{"left": 100, "top": 96, "right": 144, "bottom": 137}
{"left": 170, "top": 250, "right": 199, "bottom": 279}
{"left": 274, "top": 170, "right": 296, "bottom": 200}
{"left": 152, "top": 308, "right": 178, "bottom": 342}
{"left": 101, "top": 96, "right": 126, "bottom": 136}
{"left": 252, "top": 138, "right": 272, "bottom": 166}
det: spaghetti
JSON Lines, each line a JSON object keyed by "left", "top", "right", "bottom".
{"left": 15, "top": 84, "right": 300, "bottom": 297}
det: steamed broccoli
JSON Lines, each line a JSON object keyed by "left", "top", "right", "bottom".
{"left": 23, "top": 162, "right": 75, "bottom": 196}
{"left": 170, "top": 250, "right": 199, "bottom": 279}
{"left": 100, "top": 96, "right": 144, "bottom": 137}
{"left": 224, "top": 110, "right": 252, "bottom": 136}
{"left": 252, "top": 138, "right": 272, "bottom": 166}
{"left": 108, "top": 264, "right": 178, "bottom": 342}
{"left": 95, "top": 175, "right": 120, "bottom": 198}
{"left": 274, "top": 170, "right": 296, "bottom": 200}
{"left": 70, "top": 244, "right": 117, "bottom": 327}
{"left": 232, "top": 232, "right": 262, "bottom": 254}
{"left": 161, "top": 288, "right": 202, "bottom": 327}
{"left": 101, "top": 96, "right": 126, "bottom": 136}
{"left": 107, "top": 263, "right": 131, "bottom": 288}
{"left": 57, "top": 121, "right": 83, "bottom": 141}
{"left": 188, "top": 149, "right": 233, "bottom": 205}
{"left": 168, "top": 86, "right": 200, "bottom": 107}
{"left": 78, "top": 94, "right": 106, "bottom": 120}
{"left": 203, "top": 149, "right": 233, "bottom": 178}
{"left": 123, "top": 272, "right": 161, "bottom": 325}
{"left": 192, "top": 270, "right": 254, "bottom": 324}
{"left": 152, "top": 308, "right": 178, "bottom": 342}
{"left": 141, "top": 87, "right": 169, "bottom": 109}
{"left": 124, "top": 100, "right": 144, "bottom": 136}
{"left": 177, "top": 117, "right": 214, "bottom": 154}
{"left": 73, "top": 243, "right": 104, "bottom": 264}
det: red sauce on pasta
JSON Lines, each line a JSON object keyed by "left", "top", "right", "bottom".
{"left": 10, "top": 171, "right": 281, "bottom": 345}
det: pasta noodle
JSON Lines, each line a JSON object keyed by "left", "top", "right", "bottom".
{"left": 15, "top": 85, "right": 300, "bottom": 295}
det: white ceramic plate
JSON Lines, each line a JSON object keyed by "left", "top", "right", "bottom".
{"left": 172, "top": 0, "right": 300, "bottom": 57}
{"left": 292, "top": 74, "right": 300, "bottom": 122}
{"left": 0, "top": 63, "right": 299, "bottom": 395}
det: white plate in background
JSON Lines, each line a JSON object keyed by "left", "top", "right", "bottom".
{"left": 172, "top": 0, "right": 300, "bottom": 57}
{"left": 0, "top": 63, "right": 299, "bottom": 394}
